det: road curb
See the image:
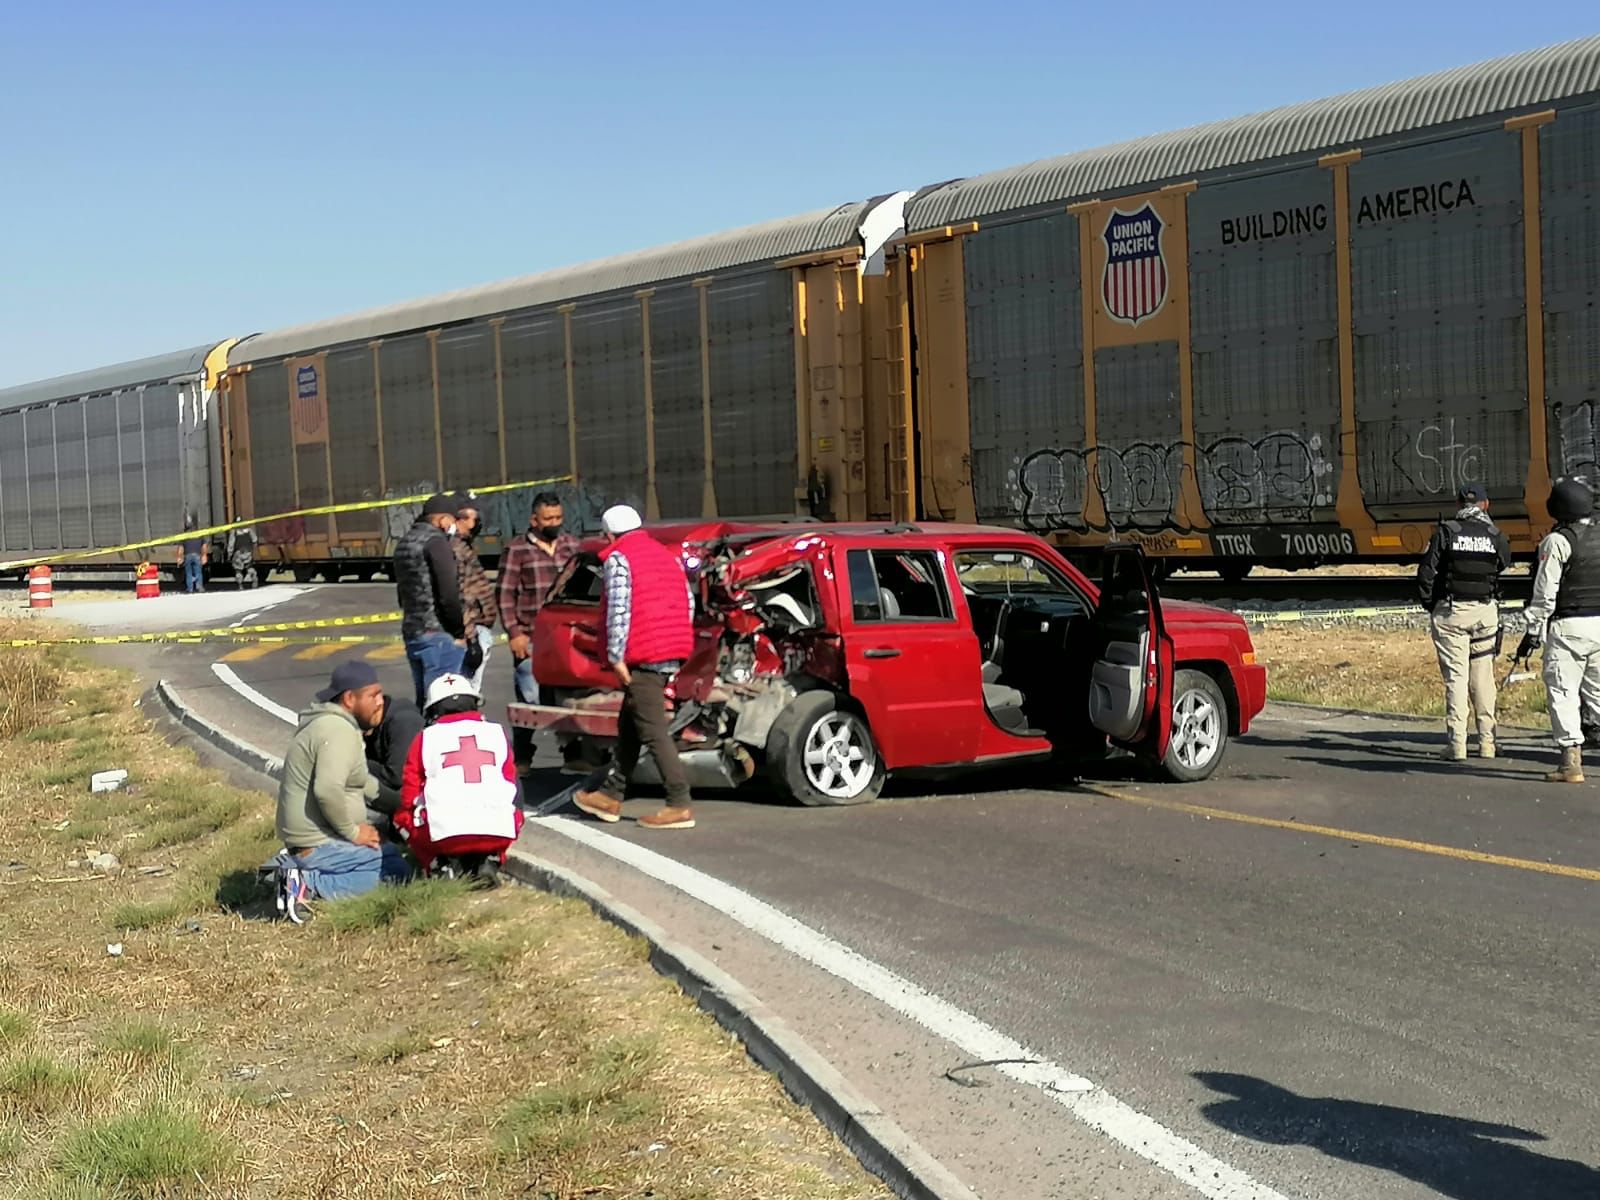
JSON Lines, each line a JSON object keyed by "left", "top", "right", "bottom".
{"left": 153, "top": 679, "right": 284, "bottom": 778}
{"left": 150, "top": 679, "right": 975, "bottom": 1200}
{"left": 504, "top": 849, "right": 980, "bottom": 1200}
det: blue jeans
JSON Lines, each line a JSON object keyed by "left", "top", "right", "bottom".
{"left": 406, "top": 630, "right": 466, "bottom": 708}
{"left": 465, "top": 626, "right": 495, "bottom": 693}
{"left": 183, "top": 553, "right": 204, "bottom": 593}
{"left": 512, "top": 653, "right": 539, "bottom": 763}
{"left": 513, "top": 654, "right": 540, "bottom": 705}
{"left": 297, "top": 840, "right": 410, "bottom": 900}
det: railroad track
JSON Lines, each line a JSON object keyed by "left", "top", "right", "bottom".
{"left": 1162, "top": 572, "right": 1534, "bottom": 609}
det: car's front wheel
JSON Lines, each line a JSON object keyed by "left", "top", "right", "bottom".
{"left": 767, "top": 691, "right": 886, "bottom": 806}
{"left": 1160, "top": 669, "right": 1229, "bottom": 782}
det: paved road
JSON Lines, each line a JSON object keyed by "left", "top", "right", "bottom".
{"left": 82, "top": 584, "right": 1600, "bottom": 1200}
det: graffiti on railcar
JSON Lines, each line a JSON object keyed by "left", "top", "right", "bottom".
{"left": 1016, "top": 443, "right": 1182, "bottom": 530}
{"left": 1360, "top": 416, "right": 1490, "bottom": 502}
{"left": 1197, "top": 431, "right": 1334, "bottom": 522}
{"left": 1017, "top": 431, "right": 1335, "bottom": 532}
{"left": 1557, "top": 401, "right": 1600, "bottom": 486}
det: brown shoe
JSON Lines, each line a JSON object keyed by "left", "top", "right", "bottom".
{"left": 1545, "top": 745, "right": 1585, "bottom": 784}
{"left": 638, "top": 807, "right": 695, "bottom": 830}
{"left": 573, "top": 790, "right": 622, "bottom": 823}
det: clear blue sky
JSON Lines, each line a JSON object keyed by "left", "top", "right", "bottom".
{"left": 1, "top": 2, "right": 1594, "bottom": 389}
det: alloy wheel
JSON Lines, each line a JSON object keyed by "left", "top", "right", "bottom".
{"left": 802, "top": 712, "right": 877, "bottom": 800}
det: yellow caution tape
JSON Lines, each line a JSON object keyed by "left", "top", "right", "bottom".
{"left": 0, "top": 473, "right": 574, "bottom": 572}
{"left": 1245, "top": 600, "right": 1527, "bottom": 624}
{"left": 2, "top": 611, "right": 402, "bottom": 648}
{"left": 1245, "top": 604, "right": 1420, "bottom": 623}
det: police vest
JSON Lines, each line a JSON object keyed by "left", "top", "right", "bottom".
{"left": 1438, "top": 518, "right": 1503, "bottom": 601}
{"left": 418, "top": 720, "right": 519, "bottom": 844}
{"left": 1553, "top": 522, "right": 1600, "bottom": 619}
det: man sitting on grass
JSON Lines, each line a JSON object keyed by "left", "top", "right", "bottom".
{"left": 274, "top": 661, "right": 410, "bottom": 920}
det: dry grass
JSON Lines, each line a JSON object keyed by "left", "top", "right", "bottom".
{"left": 0, "top": 630, "right": 61, "bottom": 741}
{"left": 1255, "top": 623, "right": 1549, "bottom": 727}
{"left": 0, "top": 621, "right": 890, "bottom": 1199}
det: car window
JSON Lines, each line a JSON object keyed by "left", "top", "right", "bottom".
{"left": 847, "top": 548, "right": 952, "bottom": 622}
{"left": 546, "top": 553, "right": 604, "bottom": 605}
{"left": 954, "top": 550, "right": 1088, "bottom": 616}
{"left": 846, "top": 549, "right": 882, "bottom": 621}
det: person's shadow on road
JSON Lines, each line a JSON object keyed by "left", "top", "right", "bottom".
{"left": 1194, "top": 1072, "right": 1600, "bottom": 1199}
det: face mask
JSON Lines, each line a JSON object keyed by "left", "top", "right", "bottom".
{"left": 443, "top": 521, "right": 458, "bottom": 538}
{"left": 536, "top": 523, "right": 563, "bottom": 540}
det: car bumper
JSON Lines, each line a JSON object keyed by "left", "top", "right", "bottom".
{"left": 506, "top": 697, "right": 621, "bottom": 740}
{"left": 1236, "top": 664, "right": 1268, "bottom": 733}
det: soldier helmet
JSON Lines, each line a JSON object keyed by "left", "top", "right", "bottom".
{"left": 1548, "top": 479, "right": 1595, "bottom": 522}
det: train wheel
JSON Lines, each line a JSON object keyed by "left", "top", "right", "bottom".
{"left": 292, "top": 566, "right": 316, "bottom": 584}
{"left": 1217, "top": 561, "right": 1253, "bottom": 585}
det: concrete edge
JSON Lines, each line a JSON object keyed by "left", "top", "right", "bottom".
{"left": 149, "top": 678, "right": 975, "bottom": 1200}
{"left": 504, "top": 849, "right": 979, "bottom": 1200}
{"left": 153, "top": 678, "right": 284, "bottom": 779}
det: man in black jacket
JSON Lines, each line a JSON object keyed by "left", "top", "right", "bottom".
{"left": 1416, "top": 482, "right": 1513, "bottom": 761}
{"left": 364, "top": 693, "right": 425, "bottom": 839}
{"left": 394, "top": 494, "right": 467, "bottom": 707}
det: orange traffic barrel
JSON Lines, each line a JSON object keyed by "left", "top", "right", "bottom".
{"left": 28, "top": 565, "right": 52, "bottom": 609}
{"left": 135, "top": 562, "right": 160, "bottom": 600}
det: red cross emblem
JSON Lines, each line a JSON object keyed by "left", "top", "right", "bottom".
{"left": 440, "top": 733, "right": 497, "bottom": 784}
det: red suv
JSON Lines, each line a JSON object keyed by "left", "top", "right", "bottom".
{"left": 514, "top": 523, "right": 1266, "bottom": 804}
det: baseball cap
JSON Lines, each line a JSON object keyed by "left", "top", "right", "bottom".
{"left": 421, "top": 493, "right": 457, "bottom": 517}
{"left": 316, "top": 659, "right": 380, "bottom": 702}
{"left": 602, "top": 504, "right": 643, "bottom": 536}
{"left": 1457, "top": 483, "right": 1488, "bottom": 504}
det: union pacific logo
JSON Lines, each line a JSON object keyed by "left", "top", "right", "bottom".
{"left": 1101, "top": 203, "right": 1168, "bottom": 326}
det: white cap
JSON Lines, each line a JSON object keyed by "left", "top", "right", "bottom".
{"left": 602, "top": 504, "right": 643, "bottom": 536}
{"left": 424, "top": 672, "right": 480, "bottom": 711}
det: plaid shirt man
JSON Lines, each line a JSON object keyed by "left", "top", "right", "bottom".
{"left": 498, "top": 531, "right": 580, "bottom": 643}
{"left": 452, "top": 537, "right": 499, "bottom": 640}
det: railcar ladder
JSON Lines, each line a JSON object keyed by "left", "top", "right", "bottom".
{"left": 884, "top": 253, "right": 915, "bottom": 523}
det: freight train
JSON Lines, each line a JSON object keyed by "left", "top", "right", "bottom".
{"left": 3, "top": 36, "right": 1598, "bottom": 582}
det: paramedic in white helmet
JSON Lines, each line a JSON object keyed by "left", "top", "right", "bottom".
{"left": 396, "top": 673, "right": 524, "bottom": 877}
{"left": 1518, "top": 478, "right": 1600, "bottom": 784}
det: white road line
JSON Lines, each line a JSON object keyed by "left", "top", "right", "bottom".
{"left": 230, "top": 610, "right": 263, "bottom": 628}
{"left": 535, "top": 817, "right": 1290, "bottom": 1200}
{"left": 210, "top": 663, "right": 297, "bottom": 726}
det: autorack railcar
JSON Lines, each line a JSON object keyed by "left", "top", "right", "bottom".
{"left": 0, "top": 343, "right": 233, "bottom": 571}
{"left": 218, "top": 198, "right": 913, "bottom": 578}
{"left": 889, "top": 35, "right": 1600, "bottom": 573}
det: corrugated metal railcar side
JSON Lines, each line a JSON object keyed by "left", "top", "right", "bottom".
{"left": 894, "top": 36, "right": 1600, "bottom": 565}
{"left": 0, "top": 344, "right": 230, "bottom": 570}
{"left": 223, "top": 200, "right": 908, "bottom": 574}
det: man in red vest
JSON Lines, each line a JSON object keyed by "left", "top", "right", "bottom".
{"left": 575, "top": 504, "right": 697, "bottom": 829}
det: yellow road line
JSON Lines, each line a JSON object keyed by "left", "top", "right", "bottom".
{"left": 220, "top": 644, "right": 282, "bottom": 663}
{"left": 364, "top": 643, "right": 408, "bottom": 661}
{"left": 292, "top": 643, "right": 351, "bottom": 661}
{"left": 1082, "top": 784, "right": 1600, "bottom": 883}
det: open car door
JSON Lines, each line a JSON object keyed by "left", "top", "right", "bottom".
{"left": 530, "top": 554, "right": 619, "bottom": 692}
{"left": 1087, "top": 546, "right": 1174, "bottom": 759}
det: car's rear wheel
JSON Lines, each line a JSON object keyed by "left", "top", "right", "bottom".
{"left": 768, "top": 691, "right": 885, "bottom": 806}
{"left": 1160, "top": 669, "right": 1228, "bottom": 782}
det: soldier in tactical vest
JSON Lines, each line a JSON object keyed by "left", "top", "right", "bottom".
{"left": 1416, "top": 482, "right": 1513, "bottom": 760}
{"left": 1517, "top": 479, "right": 1600, "bottom": 784}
